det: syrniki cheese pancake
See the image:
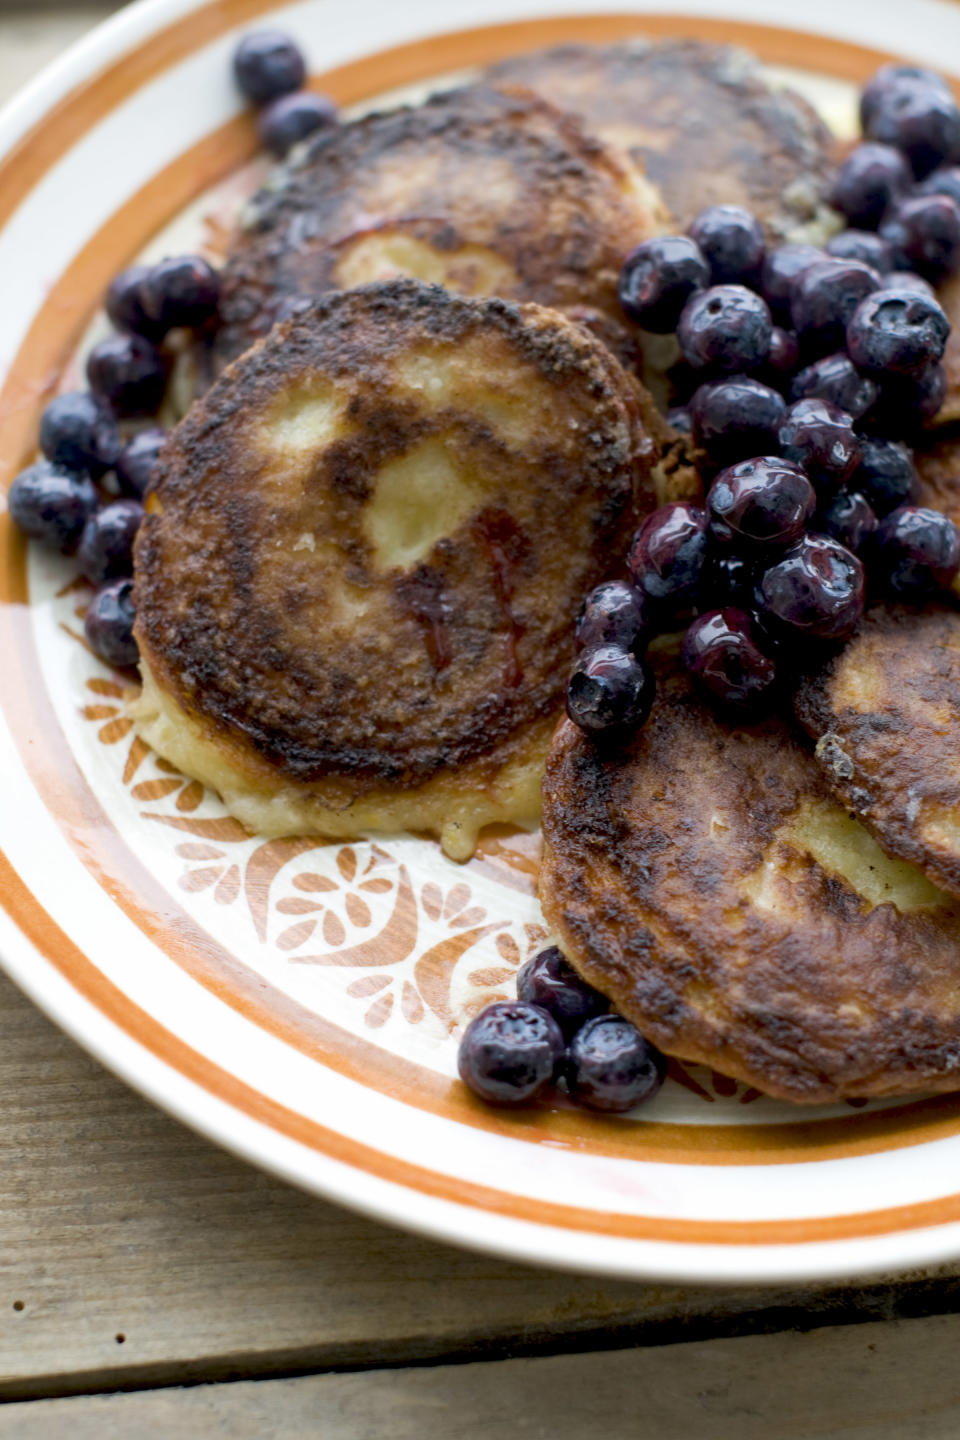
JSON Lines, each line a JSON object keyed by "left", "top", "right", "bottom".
{"left": 206, "top": 83, "right": 660, "bottom": 379}
{"left": 134, "top": 280, "right": 662, "bottom": 860}
{"left": 485, "top": 40, "right": 840, "bottom": 242}
{"left": 540, "top": 644, "right": 960, "bottom": 1103}
{"left": 794, "top": 604, "right": 960, "bottom": 899}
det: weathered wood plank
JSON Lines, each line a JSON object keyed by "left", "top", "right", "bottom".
{"left": 2, "top": 1311, "right": 960, "bottom": 1440}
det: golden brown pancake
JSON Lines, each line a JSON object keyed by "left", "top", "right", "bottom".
{"left": 134, "top": 280, "right": 661, "bottom": 860}
{"left": 793, "top": 604, "right": 960, "bottom": 899}
{"left": 485, "top": 40, "right": 840, "bottom": 241}
{"left": 208, "top": 84, "right": 659, "bottom": 376}
{"left": 541, "top": 643, "right": 960, "bottom": 1103}
{"left": 917, "top": 429, "right": 960, "bottom": 526}
{"left": 932, "top": 272, "right": 960, "bottom": 426}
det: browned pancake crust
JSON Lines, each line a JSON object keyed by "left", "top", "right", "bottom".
{"left": 135, "top": 280, "right": 658, "bottom": 796}
{"left": 541, "top": 648, "right": 960, "bottom": 1103}
{"left": 212, "top": 84, "right": 655, "bottom": 372}
{"left": 932, "top": 273, "right": 960, "bottom": 427}
{"left": 485, "top": 40, "right": 839, "bottom": 239}
{"left": 916, "top": 429, "right": 960, "bottom": 522}
{"left": 793, "top": 604, "right": 960, "bottom": 897}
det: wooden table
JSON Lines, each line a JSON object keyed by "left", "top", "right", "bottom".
{"left": 5, "top": 10, "right": 960, "bottom": 1435}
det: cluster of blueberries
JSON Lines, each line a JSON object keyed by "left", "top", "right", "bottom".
{"left": 566, "top": 61, "right": 960, "bottom": 737}
{"left": 232, "top": 29, "right": 337, "bottom": 157}
{"left": 457, "top": 947, "right": 666, "bottom": 1112}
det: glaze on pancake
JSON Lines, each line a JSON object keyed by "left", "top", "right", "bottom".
{"left": 485, "top": 40, "right": 840, "bottom": 241}
{"left": 209, "top": 84, "right": 659, "bottom": 376}
{"left": 541, "top": 645, "right": 960, "bottom": 1103}
{"left": 794, "top": 605, "right": 960, "bottom": 899}
{"left": 134, "top": 281, "right": 661, "bottom": 860}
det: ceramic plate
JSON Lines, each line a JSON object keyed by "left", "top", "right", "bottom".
{"left": 5, "top": 0, "right": 960, "bottom": 1284}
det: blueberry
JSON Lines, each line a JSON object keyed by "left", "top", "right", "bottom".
{"left": 860, "top": 65, "right": 953, "bottom": 134}
{"left": 516, "top": 947, "right": 608, "bottom": 1039}
{"left": 115, "top": 427, "right": 167, "bottom": 498}
{"left": 690, "top": 377, "right": 785, "bottom": 467}
{"left": 233, "top": 29, "right": 306, "bottom": 106}
{"left": 618, "top": 235, "right": 709, "bottom": 333}
{"left": 826, "top": 229, "right": 894, "bottom": 272}
{"left": 683, "top": 607, "right": 777, "bottom": 707}
{"left": 777, "top": 398, "right": 861, "bottom": 487}
{"left": 687, "top": 205, "right": 765, "bottom": 286}
{"left": 140, "top": 255, "right": 220, "bottom": 333}
{"left": 259, "top": 91, "right": 337, "bottom": 156}
{"left": 874, "top": 505, "right": 960, "bottom": 598}
{"left": 86, "top": 333, "right": 166, "bottom": 417}
{"left": 84, "top": 578, "right": 138, "bottom": 668}
{"left": 816, "top": 490, "right": 878, "bottom": 555}
{"left": 791, "top": 258, "right": 879, "bottom": 358}
{"left": 676, "top": 285, "right": 772, "bottom": 374}
{"left": 627, "top": 501, "right": 710, "bottom": 607}
{"left": 864, "top": 77, "right": 960, "bottom": 178}
{"left": 847, "top": 287, "right": 949, "bottom": 379}
{"left": 829, "top": 144, "right": 912, "bottom": 230}
{"left": 751, "top": 327, "right": 799, "bottom": 393}
{"left": 666, "top": 405, "right": 692, "bottom": 434}
{"left": 917, "top": 166, "right": 960, "bottom": 207}
{"left": 566, "top": 645, "right": 655, "bottom": 735}
{"left": 575, "top": 580, "right": 647, "bottom": 653}
{"left": 880, "top": 195, "right": 960, "bottom": 280}
{"left": 851, "top": 437, "right": 917, "bottom": 515}
{"left": 564, "top": 1015, "right": 666, "bottom": 1113}
{"left": 457, "top": 1000, "right": 563, "bottom": 1106}
{"left": 77, "top": 499, "right": 144, "bottom": 585}
{"left": 696, "top": 548, "right": 760, "bottom": 612}
{"left": 878, "top": 361, "right": 947, "bottom": 428}
{"left": 790, "top": 353, "right": 878, "bottom": 420}
{"left": 882, "top": 270, "right": 937, "bottom": 297}
{"left": 708, "top": 456, "right": 815, "bottom": 549}
{"left": 8, "top": 460, "right": 98, "bottom": 551}
{"left": 39, "top": 391, "right": 120, "bottom": 476}
{"left": 760, "top": 243, "right": 824, "bottom": 326}
{"left": 105, "top": 265, "right": 163, "bottom": 339}
{"left": 758, "top": 534, "right": 865, "bottom": 641}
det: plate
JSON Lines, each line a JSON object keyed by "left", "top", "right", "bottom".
{"left": 5, "top": 0, "right": 960, "bottom": 1285}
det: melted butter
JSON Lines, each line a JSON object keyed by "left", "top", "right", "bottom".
{"left": 787, "top": 799, "right": 949, "bottom": 912}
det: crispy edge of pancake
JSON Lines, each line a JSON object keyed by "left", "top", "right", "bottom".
{"left": 540, "top": 648, "right": 960, "bottom": 1103}
{"left": 793, "top": 604, "right": 960, "bottom": 899}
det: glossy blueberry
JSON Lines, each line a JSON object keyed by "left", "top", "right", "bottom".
{"left": 77, "top": 499, "right": 144, "bottom": 585}
{"left": 816, "top": 490, "right": 878, "bottom": 555}
{"left": 566, "top": 645, "right": 655, "bottom": 735}
{"left": 7, "top": 461, "right": 98, "bottom": 551}
{"left": 825, "top": 229, "right": 893, "bottom": 272}
{"left": 259, "top": 90, "right": 337, "bottom": 156}
{"left": 140, "top": 255, "right": 221, "bottom": 333}
{"left": 847, "top": 287, "right": 949, "bottom": 378}
{"left": 39, "top": 391, "right": 120, "bottom": 476}
{"left": 778, "top": 398, "right": 861, "bottom": 487}
{"left": 829, "top": 143, "right": 911, "bottom": 230}
{"left": 233, "top": 29, "right": 306, "bottom": 105}
{"left": 86, "top": 333, "right": 166, "bottom": 417}
{"left": 690, "top": 377, "right": 785, "bottom": 467}
{"left": 790, "top": 352, "right": 877, "bottom": 420}
{"left": 564, "top": 1015, "right": 666, "bottom": 1113}
{"left": 880, "top": 195, "right": 960, "bottom": 280}
{"left": 105, "top": 265, "right": 163, "bottom": 339}
{"left": 917, "top": 166, "right": 960, "bottom": 207}
{"left": 618, "top": 235, "right": 710, "bottom": 333}
{"left": 760, "top": 243, "right": 824, "bottom": 326}
{"left": 696, "top": 548, "right": 760, "bottom": 612}
{"left": 575, "top": 580, "right": 647, "bottom": 654}
{"left": 752, "top": 327, "right": 799, "bottom": 393}
{"left": 874, "top": 505, "right": 960, "bottom": 598}
{"left": 676, "top": 284, "right": 772, "bottom": 374}
{"left": 791, "top": 258, "right": 878, "bottom": 358}
{"left": 864, "top": 76, "right": 960, "bottom": 178}
{"left": 708, "top": 457, "right": 815, "bottom": 549}
{"left": 666, "top": 405, "right": 692, "bottom": 434}
{"left": 115, "top": 427, "right": 167, "bottom": 499}
{"left": 84, "top": 578, "right": 138, "bottom": 668}
{"left": 682, "top": 607, "right": 777, "bottom": 710}
{"left": 860, "top": 65, "right": 953, "bottom": 133}
{"left": 757, "top": 534, "right": 865, "bottom": 641}
{"left": 878, "top": 362, "right": 948, "bottom": 428}
{"left": 851, "top": 437, "right": 918, "bottom": 515}
{"left": 457, "top": 1001, "right": 564, "bottom": 1107}
{"left": 627, "top": 502, "right": 710, "bottom": 606}
{"left": 687, "top": 205, "right": 765, "bottom": 285}
{"left": 516, "top": 947, "right": 608, "bottom": 1039}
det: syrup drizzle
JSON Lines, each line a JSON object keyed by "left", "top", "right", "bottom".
{"left": 397, "top": 567, "right": 453, "bottom": 673}
{"left": 473, "top": 507, "right": 526, "bottom": 690}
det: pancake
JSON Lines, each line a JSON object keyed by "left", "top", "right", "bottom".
{"left": 133, "top": 280, "right": 661, "bottom": 860}
{"left": 793, "top": 604, "right": 960, "bottom": 899}
{"left": 485, "top": 40, "right": 840, "bottom": 242}
{"left": 207, "top": 83, "right": 660, "bottom": 378}
{"left": 541, "top": 644, "right": 960, "bottom": 1103}
{"left": 917, "top": 429, "right": 960, "bottom": 531}
{"left": 931, "top": 272, "right": 960, "bottom": 427}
